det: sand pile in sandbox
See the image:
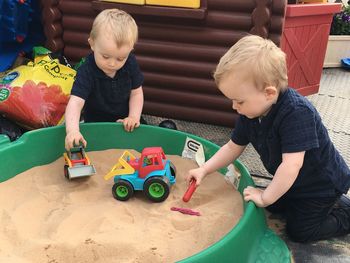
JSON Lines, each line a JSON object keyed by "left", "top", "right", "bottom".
{"left": 0, "top": 149, "right": 243, "bottom": 263}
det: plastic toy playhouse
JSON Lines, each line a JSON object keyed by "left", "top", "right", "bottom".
{"left": 39, "top": 0, "right": 287, "bottom": 128}
{"left": 0, "top": 123, "right": 291, "bottom": 262}
{"left": 0, "top": 0, "right": 32, "bottom": 42}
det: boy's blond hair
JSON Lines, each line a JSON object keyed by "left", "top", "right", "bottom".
{"left": 90, "top": 9, "right": 138, "bottom": 47}
{"left": 214, "top": 35, "right": 288, "bottom": 91}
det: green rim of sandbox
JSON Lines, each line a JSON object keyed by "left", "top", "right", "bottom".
{"left": 0, "top": 123, "right": 291, "bottom": 263}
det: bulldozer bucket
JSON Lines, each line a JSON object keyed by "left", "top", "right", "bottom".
{"left": 68, "top": 164, "right": 96, "bottom": 179}
{"left": 104, "top": 150, "right": 136, "bottom": 180}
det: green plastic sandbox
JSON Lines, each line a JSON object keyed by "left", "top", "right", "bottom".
{"left": 0, "top": 123, "right": 291, "bottom": 262}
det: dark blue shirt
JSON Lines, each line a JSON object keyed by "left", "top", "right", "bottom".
{"left": 71, "top": 53, "right": 144, "bottom": 122}
{"left": 231, "top": 88, "right": 350, "bottom": 198}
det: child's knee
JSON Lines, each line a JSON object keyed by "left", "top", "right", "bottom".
{"left": 286, "top": 222, "right": 315, "bottom": 243}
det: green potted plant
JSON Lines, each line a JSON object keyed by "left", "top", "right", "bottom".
{"left": 324, "top": 3, "right": 350, "bottom": 67}
{"left": 330, "top": 3, "right": 350, "bottom": 35}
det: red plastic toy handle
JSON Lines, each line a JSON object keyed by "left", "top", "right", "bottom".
{"left": 183, "top": 179, "right": 197, "bottom": 202}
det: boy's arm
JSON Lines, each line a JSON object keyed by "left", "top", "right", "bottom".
{"left": 244, "top": 151, "right": 305, "bottom": 207}
{"left": 203, "top": 140, "right": 246, "bottom": 174}
{"left": 187, "top": 140, "right": 246, "bottom": 185}
{"left": 128, "top": 86, "right": 144, "bottom": 121}
{"left": 118, "top": 86, "right": 144, "bottom": 132}
{"left": 65, "top": 95, "right": 86, "bottom": 150}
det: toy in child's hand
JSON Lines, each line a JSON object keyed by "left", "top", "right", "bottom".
{"left": 63, "top": 145, "right": 96, "bottom": 180}
{"left": 104, "top": 147, "right": 176, "bottom": 202}
{"left": 171, "top": 206, "right": 201, "bottom": 216}
{"left": 183, "top": 179, "right": 197, "bottom": 202}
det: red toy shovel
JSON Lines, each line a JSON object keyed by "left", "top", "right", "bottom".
{"left": 183, "top": 179, "right": 197, "bottom": 202}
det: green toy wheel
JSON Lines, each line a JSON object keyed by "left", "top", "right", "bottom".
{"left": 144, "top": 177, "right": 170, "bottom": 202}
{"left": 112, "top": 180, "right": 134, "bottom": 201}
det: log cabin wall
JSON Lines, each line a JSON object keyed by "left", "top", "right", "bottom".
{"left": 40, "top": 0, "right": 287, "bottom": 127}
{"left": 40, "top": 0, "right": 64, "bottom": 52}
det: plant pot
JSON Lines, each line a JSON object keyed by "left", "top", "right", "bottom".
{"left": 323, "top": 35, "right": 350, "bottom": 67}
{"left": 281, "top": 3, "right": 342, "bottom": 96}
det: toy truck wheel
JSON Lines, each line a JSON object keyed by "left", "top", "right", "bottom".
{"left": 144, "top": 177, "right": 170, "bottom": 202}
{"left": 64, "top": 165, "right": 69, "bottom": 179}
{"left": 112, "top": 180, "right": 134, "bottom": 201}
{"left": 170, "top": 162, "right": 176, "bottom": 178}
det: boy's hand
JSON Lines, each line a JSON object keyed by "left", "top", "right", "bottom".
{"left": 243, "top": 186, "right": 266, "bottom": 207}
{"left": 117, "top": 116, "right": 140, "bottom": 132}
{"left": 186, "top": 167, "right": 207, "bottom": 186}
{"left": 65, "top": 131, "right": 87, "bottom": 151}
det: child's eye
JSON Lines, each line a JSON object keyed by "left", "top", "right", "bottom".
{"left": 237, "top": 101, "right": 244, "bottom": 105}
{"left": 102, "top": 55, "right": 109, "bottom": 59}
{"left": 117, "top": 58, "right": 125, "bottom": 62}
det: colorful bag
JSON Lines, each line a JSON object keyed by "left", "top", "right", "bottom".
{"left": 0, "top": 52, "right": 76, "bottom": 129}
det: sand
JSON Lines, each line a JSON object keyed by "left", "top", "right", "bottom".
{"left": 0, "top": 149, "right": 243, "bottom": 263}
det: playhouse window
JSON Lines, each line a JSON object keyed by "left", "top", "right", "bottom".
{"left": 93, "top": 0, "right": 206, "bottom": 19}
{"left": 99, "top": 0, "right": 200, "bottom": 9}
{"left": 99, "top": 0, "right": 145, "bottom": 5}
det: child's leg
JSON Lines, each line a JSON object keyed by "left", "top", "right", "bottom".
{"left": 285, "top": 195, "right": 350, "bottom": 242}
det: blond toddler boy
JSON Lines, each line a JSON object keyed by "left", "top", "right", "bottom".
{"left": 65, "top": 9, "right": 144, "bottom": 150}
{"left": 187, "top": 35, "right": 350, "bottom": 242}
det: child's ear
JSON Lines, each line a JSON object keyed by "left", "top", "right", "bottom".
{"left": 264, "top": 86, "right": 278, "bottom": 100}
{"left": 88, "top": 38, "right": 94, "bottom": 51}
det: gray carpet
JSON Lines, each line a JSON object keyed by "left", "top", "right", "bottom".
{"left": 144, "top": 68, "right": 350, "bottom": 263}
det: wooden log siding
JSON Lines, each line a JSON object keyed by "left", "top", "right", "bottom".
{"left": 40, "top": 0, "right": 64, "bottom": 52}
{"left": 40, "top": 0, "right": 287, "bottom": 127}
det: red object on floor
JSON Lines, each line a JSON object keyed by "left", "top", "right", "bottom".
{"left": 281, "top": 3, "right": 342, "bottom": 96}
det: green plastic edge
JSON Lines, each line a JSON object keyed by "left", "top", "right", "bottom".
{"left": 0, "top": 123, "right": 291, "bottom": 263}
{"left": 0, "top": 134, "right": 10, "bottom": 146}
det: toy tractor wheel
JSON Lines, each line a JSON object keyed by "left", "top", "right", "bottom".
{"left": 170, "top": 162, "right": 176, "bottom": 178}
{"left": 144, "top": 177, "right": 170, "bottom": 202}
{"left": 112, "top": 180, "right": 134, "bottom": 201}
{"left": 64, "top": 165, "right": 69, "bottom": 180}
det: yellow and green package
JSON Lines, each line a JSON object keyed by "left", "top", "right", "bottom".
{"left": 0, "top": 50, "right": 76, "bottom": 130}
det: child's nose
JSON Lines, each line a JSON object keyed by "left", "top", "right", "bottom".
{"left": 108, "top": 59, "right": 119, "bottom": 68}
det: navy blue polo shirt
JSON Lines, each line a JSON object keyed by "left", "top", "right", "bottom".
{"left": 231, "top": 88, "right": 350, "bottom": 198}
{"left": 71, "top": 53, "right": 144, "bottom": 122}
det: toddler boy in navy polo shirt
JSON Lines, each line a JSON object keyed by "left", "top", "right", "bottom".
{"left": 186, "top": 35, "right": 350, "bottom": 242}
{"left": 65, "top": 9, "right": 144, "bottom": 150}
